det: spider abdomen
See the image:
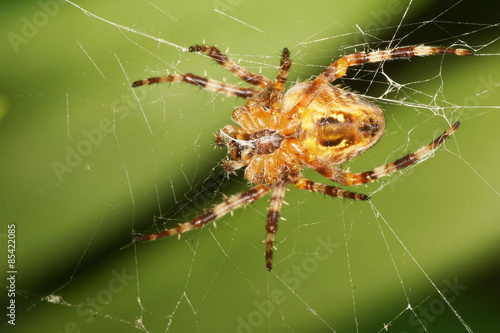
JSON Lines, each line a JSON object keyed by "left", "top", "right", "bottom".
{"left": 282, "top": 82, "right": 385, "bottom": 166}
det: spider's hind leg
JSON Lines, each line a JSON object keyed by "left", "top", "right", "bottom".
{"left": 320, "top": 122, "right": 461, "bottom": 186}
{"left": 265, "top": 180, "right": 287, "bottom": 271}
{"left": 132, "top": 73, "right": 260, "bottom": 99}
{"left": 139, "top": 185, "right": 270, "bottom": 241}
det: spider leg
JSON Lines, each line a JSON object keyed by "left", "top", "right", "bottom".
{"left": 189, "top": 45, "right": 273, "bottom": 88}
{"left": 139, "top": 185, "right": 270, "bottom": 241}
{"left": 293, "top": 178, "right": 369, "bottom": 201}
{"left": 287, "top": 45, "right": 473, "bottom": 118}
{"left": 265, "top": 180, "right": 287, "bottom": 271}
{"left": 316, "top": 122, "right": 460, "bottom": 186}
{"left": 132, "top": 73, "right": 260, "bottom": 99}
{"left": 270, "top": 47, "right": 291, "bottom": 103}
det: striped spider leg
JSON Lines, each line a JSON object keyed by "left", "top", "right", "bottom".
{"left": 139, "top": 185, "right": 270, "bottom": 241}
{"left": 265, "top": 178, "right": 369, "bottom": 271}
{"left": 132, "top": 45, "right": 272, "bottom": 98}
{"left": 286, "top": 45, "right": 473, "bottom": 119}
{"left": 318, "top": 122, "right": 461, "bottom": 186}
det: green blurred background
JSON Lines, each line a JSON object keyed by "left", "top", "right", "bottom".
{"left": 1, "top": 0, "right": 499, "bottom": 332}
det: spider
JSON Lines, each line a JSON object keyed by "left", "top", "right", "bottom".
{"left": 133, "top": 44, "right": 472, "bottom": 271}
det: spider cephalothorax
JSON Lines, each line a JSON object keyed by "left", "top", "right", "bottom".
{"left": 134, "top": 44, "right": 471, "bottom": 270}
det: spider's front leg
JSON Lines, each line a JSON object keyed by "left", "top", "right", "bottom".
{"left": 139, "top": 185, "right": 270, "bottom": 241}
{"left": 189, "top": 45, "right": 272, "bottom": 88}
{"left": 132, "top": 73, "right": 260, "bottom": 99}
{"left": 132, "top": 43, "right": 277, "bottom": 98}
{"left": 316, "top": 122, "right": 460, "bottom": 186}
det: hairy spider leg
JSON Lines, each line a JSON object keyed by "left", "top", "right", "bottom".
{"left": 139, "top": 185, "right": 270, "bottom": 241}
{"left": 315, "top": 122, "right": 461, "bottom": 186}
{"left": 269, "top": 47, "right": 291, "bottom": 104}
{"left": 293, "top": 178, "right": 369, "bottom": 201}
{"left": 265, "top": 180, "right": 287, "bottom": 271}
{"left": 132, "top": 73, "right": 260, "bottom": 98}
{"left": 132, "top": 44, "right": 277, "bottom": 98}
{"left": 286, "top": 46, "right": 473, "bottom": 119}
{"left": 189, "top": 45, "right": 272, "bottom": 88}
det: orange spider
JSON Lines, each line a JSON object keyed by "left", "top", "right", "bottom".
{"left": 133, "top": 44, "right": 472, "bottom": 271}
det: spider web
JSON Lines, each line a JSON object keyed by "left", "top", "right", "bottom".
{"left": 2, "top": 1, "right": 500, "bottom": 332}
